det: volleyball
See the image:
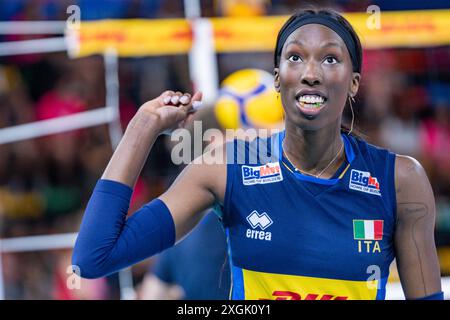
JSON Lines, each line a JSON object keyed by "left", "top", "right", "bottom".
{"left": 214, "top": 69, "right": 284, "bottom": 130}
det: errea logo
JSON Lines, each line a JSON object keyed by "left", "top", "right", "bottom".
{"left": 247, "top": 210, "right": 273, "bottom": 230}
{"left": 246, "top": 210, "right": 273, "bottom": 241}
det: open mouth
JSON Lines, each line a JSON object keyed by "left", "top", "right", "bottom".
{"left": 296, "top": 94, "right": 327, "bottom": 115}
{"left": 296, "top": 94, "right": 327, "bottom": 109}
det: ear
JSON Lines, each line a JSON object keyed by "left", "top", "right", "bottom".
{"left": 274, "top": 68, "right": 280, "bottom": 93}
{"left": 349, "top": 72, "right": 361, "bottom": 98}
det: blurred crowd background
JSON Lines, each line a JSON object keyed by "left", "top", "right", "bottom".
{"left": 0, "top": 0, "right": 449, "bottom": 299}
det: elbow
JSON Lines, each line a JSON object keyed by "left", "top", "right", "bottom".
{"left": 71, "top": 248, "right": 110, "bottom": 280}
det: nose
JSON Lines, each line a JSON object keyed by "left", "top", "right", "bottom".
{"left": 301, "top": 61, "right": 322, "bottom": 86}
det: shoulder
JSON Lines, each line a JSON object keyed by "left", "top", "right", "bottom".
{"left": 394, "top": 154, "right": 430, "bottom": 193}
{"left": 394, "top": 154, "right": 435, "bottom": 220}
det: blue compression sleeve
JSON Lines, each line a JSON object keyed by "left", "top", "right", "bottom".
{"left": 413, "top": 291, "right": 444, "bottom": 300}
{"left": 72, "top": 179, "right": 176, "bottom": 279}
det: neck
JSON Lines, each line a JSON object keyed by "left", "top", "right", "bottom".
{"left": 283, "top": 120, "right": 345, "bottom": 177}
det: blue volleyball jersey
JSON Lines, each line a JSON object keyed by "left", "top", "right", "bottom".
{"left": 214, "top": 131, "right": 397, "bottom": 300}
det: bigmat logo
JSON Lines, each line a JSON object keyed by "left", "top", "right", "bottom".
{"left": 349, "top": 169, "right": 381, "bottom": 196}
{"left": 242, "top": 162, "right": 283, "bottom": 186}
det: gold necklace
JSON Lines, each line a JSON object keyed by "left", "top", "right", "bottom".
{"left": 282, "top": 139, "right": 344, "bottom": 178}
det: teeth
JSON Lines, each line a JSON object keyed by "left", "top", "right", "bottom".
{"left": 302, "top": 103, "right": 320, "bottom": 109}
{"left": 298, "top": 94, "right": 325, "bottom": 104}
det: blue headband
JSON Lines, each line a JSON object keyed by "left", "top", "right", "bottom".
{"left": 275, "top": 13, "right": 361, "bottom": 72}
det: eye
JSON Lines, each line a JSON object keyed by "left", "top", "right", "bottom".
{"left": 324, "top": 56, "right": 338, "bottom": 64}
{"left": 288, "top": 54, "right": 302, "bottom": 62}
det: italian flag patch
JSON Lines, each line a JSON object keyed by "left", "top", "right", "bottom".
{"left": 353, "top": 220, "right": 383, "bottom": 240}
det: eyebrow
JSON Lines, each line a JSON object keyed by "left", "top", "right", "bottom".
{"left": 285, "top": 40, "right": 343, "bottom": 49}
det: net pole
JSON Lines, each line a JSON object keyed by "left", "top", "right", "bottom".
{"left": 104, "top": 49, "right": 123, "bottom": 150}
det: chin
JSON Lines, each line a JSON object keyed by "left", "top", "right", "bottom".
{"left": 284, "top": 108, "right": 319, "bottom": 130}
{"left": 287, "top": 112, "right": 341, "bottom": 132}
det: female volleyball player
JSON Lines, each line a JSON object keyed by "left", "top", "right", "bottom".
{"left": 73, "top": 9, "right": 443, "bottom": 300}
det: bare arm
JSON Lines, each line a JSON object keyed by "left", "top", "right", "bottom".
{"left": 102, "top": 90, "right": 226, "bottom": 241}
{"left": 102, "top": 91, "right": 199, "bottom": 187}
{"left": 72, "top": 91, "right": 226, "bottom": 278}
{"left": 394, "top": 155, "right": 442, "bottom": 299}
{"left": 159, "top": 155, "right": 226, "bottom": 241}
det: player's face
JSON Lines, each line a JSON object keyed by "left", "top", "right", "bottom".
{"left": 274, "top": 24, "right": 360, "bottom": 130}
